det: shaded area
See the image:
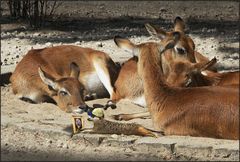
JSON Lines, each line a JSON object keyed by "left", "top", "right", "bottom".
{"left": 0, "top": 72, "right": 12, "bottom": 86}
{"left": 1, "top": 16, "right": 238, "bottom": 43}
{"left": 1, "top": 146, "right": 170, "bottom": 161}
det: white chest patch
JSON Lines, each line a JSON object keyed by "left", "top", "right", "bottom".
{"left": 131, "top": 95, "right": 147, "bottom": 108}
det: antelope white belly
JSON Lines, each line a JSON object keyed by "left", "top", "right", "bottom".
{"left": 83, "top": 73, "right": 109, "bottom": 97}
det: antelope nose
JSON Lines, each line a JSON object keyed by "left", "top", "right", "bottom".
{"left": 79, "top": 104, "right": 89, "bottom": 112}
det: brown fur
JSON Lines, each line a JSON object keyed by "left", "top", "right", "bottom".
{"left": 114, "top": 37, "right": 239, "bottom": 139}
{"left": 202, "top": 70, "right": 239, "bottom": 86}
{"left": 166, "top": 58, "right": 239, "bottom": 87}
{"left": 111, "top": 56, "right": 144, "bottom": 104}
{"left": 139, "top": 42, "right": 239, "bottom": 139}
{"left": 112, "top": 17, "right": 201, "bottom": 108}
{"left": 10, "top": 45, "right": 120, "bottom": 112}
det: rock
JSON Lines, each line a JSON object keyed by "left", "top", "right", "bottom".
{"left": 18, "top": 32, "right": 25, "bottom": 37}
{"left": 33, "top": 33, "right": 41, "bottom": 37}
{"left": 111, "top": 134, "right": 118, "bottom": 139}
{"left": 45, "top": 42, "right": 53, "bottom": 47}
{"left": 62, "top": 143, "right": 69, "bottom": 149}
{"left": 202, "top": 28, "right": 207, "bottom": 32}
{"left": 57, "top": 142, "right": 63, "bottom": 148}
{"left": 47, "top": 140, "right": 52, "bottom": 144}
{"left": 75, "top": 41, "right": 81, "bottom": 45}
{"left": 97, "top": 42, "right": 103, "bottom": 47}
{"left": 160, "top": 8, "right": 167, "bottom": 12}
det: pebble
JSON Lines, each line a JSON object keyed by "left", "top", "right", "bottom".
{"left": 75, "top": 41, "right": 81, "bottom": 45}
{"left": 111, "top": 134, "right": 118, "bottom": 139}
{"left": 62, "top": 143, "right": 69, "bottom": 149}
{"left": 45, "top": 42, "right": 53, "bottom": 47}
{"left": 57, "top": 142, "right": 64, "bottom": 148}
{"left": 33, "top": 33, "right": 41, "bottom": 37}
{"left": 97, "top": 42, "right": 103, "bottom": 47}
{"left": 47, "top": 139, "right": 53, "bottom": 144}
{"left": 18, "top": 32, "right": 25, "bottom": 37}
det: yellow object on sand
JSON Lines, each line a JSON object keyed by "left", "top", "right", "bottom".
{"left": 92, "top": 108, "right": 104, "bottom": 118}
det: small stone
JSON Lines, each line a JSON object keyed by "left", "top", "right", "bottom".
{"left": 62, "top": 143, "right": 69, "bottom": 149}
{"left": 202, "top": 28, "right": 207, "bottom": 32}
{"left": 45, "top": 42, "right": 53, "bottom": 47}
{"left": 111, "top": 134, "right": 118, "bottom": 139}
{"left": 57, "top": 142, "right": 63, "bottom": 148}
{"left": 207, "top": 29, "right": 211, "bottom": 33}
{"left": 33, "top": 33, "right": 41, "bottom": 37}
{"left": 160, "top": 8, "right": 167, "bottom": 12}
{"left": 75, "top": 41, "right": 81, "bottom": 45}
{"left": 18, "top": 32, "right": 25, "bottom": 37}
{"left": 97, "top": 42, "right": 103, "bottom": 47}
{"left": 47, "top": 140, "right": 52, "bottom": 144}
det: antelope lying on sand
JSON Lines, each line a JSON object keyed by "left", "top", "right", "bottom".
{"left": 114, "top": 35, "right": 239, "bottom": 140}
{"left": 111, "top": 18, "right": 216, "bottom": 120}
{"left": 111, "top": 17, "right": 209, "bottom": 108}
{"left": 10, "top": 45, "right": 120, "bottom": 112}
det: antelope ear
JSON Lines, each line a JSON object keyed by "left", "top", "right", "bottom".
{"left": 145, "top": 23, "right": 166, "bottom": 40}
{"left": 193, "top": 57, "right": 217, "bottom": 72}
{"left": 70, "top": 62, "right": 80, "bottom": 79}
{"left": 174, "top": 16, "right": 185, "bottom": 32}
{"left": 114, "top": 36, "right": 139, "bottom": 56}
{"left": 38, "top": 67, "right": 58, "bottom": 91}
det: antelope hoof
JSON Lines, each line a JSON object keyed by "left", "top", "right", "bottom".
{"left": 104, "top": 100, "right": 117, "bottom": 110}
{"left": 107, "top": 100, "right": 117, "bottom": 109}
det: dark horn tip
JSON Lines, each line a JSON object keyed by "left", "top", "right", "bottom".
{"left": 174, "top": 16, "right": 183, "bottom": 23}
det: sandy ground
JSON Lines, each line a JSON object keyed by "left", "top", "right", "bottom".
{"left": 1, "top": 1, "right": 239, "bottom": 161}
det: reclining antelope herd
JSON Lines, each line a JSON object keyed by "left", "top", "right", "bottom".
{"left": 10, "top": 17, "right": 239, "bottom": 140}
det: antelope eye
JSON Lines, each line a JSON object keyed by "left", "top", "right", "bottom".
{"left": 59, "top": 91, "right": 68, "bottom": 96}
{"left": 176, "top": 47, "right": 186, "bottom": 55}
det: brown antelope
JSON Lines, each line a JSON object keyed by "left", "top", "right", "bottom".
{"left": 10, "top": 45, "right": 120, "bottom": 112}
{"left": 111, "top": 17, "right": 215, "bottom": 120}
{"left": 114, "top": 35, "right": 239, "bottom": 140}
{"left": 146, "top": 16, "right": 217, "bottom": 72}
{"left": 111, "top": 17, "right": 202, "bottom": 107}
